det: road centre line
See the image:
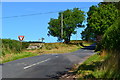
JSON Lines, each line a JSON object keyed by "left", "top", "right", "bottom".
{"left": 24, "top": 58, "right": 51, "bottom": 69}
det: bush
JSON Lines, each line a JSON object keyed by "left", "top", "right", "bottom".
{"left": 101, "top": 18, "right": 120, "bottom": 78}
{"left": 102, "top": 18, "right": 120, "bottom": 51}
{"left": 44, "top": 43, "right": 59, "bottom": 50}
{"left": 2, "top": 39, "right": 29, "bottom": 55}
{"left": 22, "top": 42, "right": 30, "bottom": 49}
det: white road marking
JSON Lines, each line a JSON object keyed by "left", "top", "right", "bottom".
{"left": 24, "top": 58, "right": 51, "bottom": 69}
{"left": 55, "top": 56, "right": 58, "bottom": 58}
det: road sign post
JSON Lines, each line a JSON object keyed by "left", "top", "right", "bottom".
{"left": 18, "top": 36, "right": 24, "bottom": 51}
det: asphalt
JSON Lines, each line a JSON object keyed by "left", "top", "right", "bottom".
{"left": 1, "top": 44, "right": 96, "bottom": 79}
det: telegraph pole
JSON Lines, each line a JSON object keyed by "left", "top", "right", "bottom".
{"left": 61, "top": 12, "right": 63, "bottom": 41}
{"left": 76, "top": 29, "right": 77, "bottom": 41}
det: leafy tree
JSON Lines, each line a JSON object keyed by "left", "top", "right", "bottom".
{"left": 81, "top": 3, "right": 119, "bottom": 41}
{"left": 102, "top": 18, "right": 120, "bottom": 51}
{"left": 48, "top": 8, "right": 85, "bottom": 43}
{"left": 102, "top": 2, "right": 120, "bottom": 51}
{"left": 81, "top": 27, "right": 95, "bottom": 41}
{"left": 104, "top": 0, "right": 120, "bottom": 2}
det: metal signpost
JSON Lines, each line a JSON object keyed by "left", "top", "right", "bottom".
{"left": 18, "top": 36, "right": 24, "bottom": 50}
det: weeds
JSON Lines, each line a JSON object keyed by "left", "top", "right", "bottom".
{"left": 74, "top": 51, "right": 120, "bottom": 79}
{"left": 1, "top": 39, "right": 92, "bottom": 63}
{"left": 1, "top": 52, "right": 38, "bottom": 63}
{"left": 73, "top": 54, "right": 106, "bottom": 79}
{"left": 2, "top": 39, "right": 29, "bottom": 55}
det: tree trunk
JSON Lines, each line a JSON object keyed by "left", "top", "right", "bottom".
{"left": 64, "top": 39, "right": 70, "bottom": 44}
{"left": 95, "top": 35, "right": 103, "bottom": 52}
{"left": 64, "top": 36, "right": 70, "bottom": 44}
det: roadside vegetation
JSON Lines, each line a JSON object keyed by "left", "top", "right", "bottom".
{"left": 2, "top": 39, "right": 29, "bottom": 55}
{"left": 72, "top": 54, "right": 107, "bottom": 79}
{"left": 1, "top": 39, "right": 38, "bottom": 63}
{"left": 1, "top": 39, "right": 92, "bottom": 63}
{"left": 70, "top": 2, "right": 120, "bottom": 79}
{"left": 1, "top": 52, "right": 38, "bottom": 63}
{"left": 25, "top": 41, "right": 92, "bottom": 54}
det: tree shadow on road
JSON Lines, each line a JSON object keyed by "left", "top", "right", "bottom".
{"left": 46, "top": 67, "right": 73, "bottom": 79}
{"left": 46, "top": 60, "right": 103, "bottom": 79}
{"left": 46, "top": 61, "right": 102, "bottom": 79}
{"left": 81, "top": 44, "right": 96, "bottom": 50}
{"left": 46, "top": 71, "right": 68, "bottom": 79}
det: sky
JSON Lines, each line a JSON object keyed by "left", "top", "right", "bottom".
{"left": 2, "top": 0, "right": 103, "bottom": 2}
{"left": 2, "top": 2, "right": 101, "bottom": 43}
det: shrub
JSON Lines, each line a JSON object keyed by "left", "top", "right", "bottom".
{"left": 101, "top": 18, "right": 120, "bottom": 78}
{"left": 102, "top": 18, "right": 120, "bottom": 51}
{"left": 2, "top": 39, "right": 29, "bottom": 55}
{"left": 22, "top": 42, "right": 30, "bottom": 49}
{"left": 44, "top": 43, "right": 59, "bottom": 50}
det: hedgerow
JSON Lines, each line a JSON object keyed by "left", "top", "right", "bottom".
{"left": 2, "top": 39, "right": 29, "bottom": 55}
{"left": 102, "top": 18, "right": 120, "bottom": 51}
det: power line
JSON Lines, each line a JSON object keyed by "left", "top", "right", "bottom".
{"left": 2, "top": 11, "right": 63, "bottom": 19}
{"left": 1, "top": 7, "right": 89, "bottom": 19}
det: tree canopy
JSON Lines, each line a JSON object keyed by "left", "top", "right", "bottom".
{"left": 48, "top": 8, "right": 85, "bottom": 43}
{"left": 81, "top": 3, "right": 119, "bottom": 41}
{"left": 102, "top": 18, "right": 120, "bottom": 51}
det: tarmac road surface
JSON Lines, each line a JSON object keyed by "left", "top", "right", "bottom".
{"left": 2, "top": 44, "right": 96, "bottom": 79}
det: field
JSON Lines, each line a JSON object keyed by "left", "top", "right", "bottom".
{"left": 25, "top": 41, "right": 92, "bottom": 54}
{"left": 1, "top": 39, "right": 93, "bottom": 63}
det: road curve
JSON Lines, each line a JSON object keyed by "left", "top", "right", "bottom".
{"left": 2, "top": 44, "right": 96, "bottom": 79}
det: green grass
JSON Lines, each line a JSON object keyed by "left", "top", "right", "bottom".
{"left": 74, "top": 51, "right": 120, "bottom": 79}
{"left": 83, "top": 54, "right": 104, "bottom": 64}
{"left": 2, "top": 39, "right": 29, "bottom": 55}
{"left": 1, "top": 40, "right": 93, "bottom": 63}
{"left": 74, "top": 54, "right": 106, "bottom": 79}
{"left": 26, "top": 42, "right": 93, "bottom": 54}
{"left": 1, "top": 52, "right": 38, "bottom": 63}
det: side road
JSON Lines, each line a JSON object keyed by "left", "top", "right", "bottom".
{"left": 2, "top": 44, "right": 96, "bottom": 79}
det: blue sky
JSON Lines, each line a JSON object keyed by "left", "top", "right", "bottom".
{"left": 2, "top": 2, "right": 100, "bottom": 43}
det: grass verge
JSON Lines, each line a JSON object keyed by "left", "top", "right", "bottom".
{"left": 25, "top": 42, "right": 92, "bottom": 54}
{"left": 1, "top": 42, "right": 93, "bottom": 63}
{"left": 1, "top": 52, "right": 38, "bottom": 63}
{"left": 71, "top": 54, "right": 107, "bottom": 79}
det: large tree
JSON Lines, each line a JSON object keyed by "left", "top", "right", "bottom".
{"left": 81, "top": 3, "right": 119, "bottom": 41}
{"left": 48, "top": 8, "right": 85, "bottom": 43}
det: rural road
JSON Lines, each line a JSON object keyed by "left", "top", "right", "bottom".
{"left": 1, "top": 44, "right": 96, "bottom": 79}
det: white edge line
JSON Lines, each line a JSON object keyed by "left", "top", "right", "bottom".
{"left": 24, "top": 58, "right": 51, "bottom": 69}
